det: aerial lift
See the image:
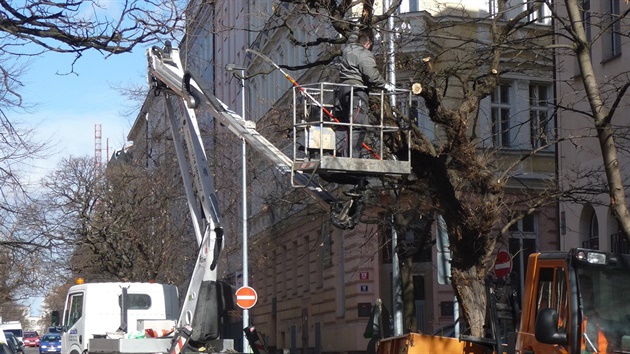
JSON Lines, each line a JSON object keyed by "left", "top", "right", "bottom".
{"left": 144, "top": 42, "right": 412, "bottom": 352}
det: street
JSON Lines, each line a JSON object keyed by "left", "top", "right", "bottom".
{"left": 24, "top": 346, "right": 40, "bottom": 354}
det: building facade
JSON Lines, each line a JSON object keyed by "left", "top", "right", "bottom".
{"left": 556, "top": 0, "right": 630, "bottom": 253}
{"left": 126, "top": 0, "right": 562, "bottom": 352}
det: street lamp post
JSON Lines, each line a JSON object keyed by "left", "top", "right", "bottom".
{"left": 225, "top": 63, "right": 249, "bottom": 353}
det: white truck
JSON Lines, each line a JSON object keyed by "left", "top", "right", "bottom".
{"left": 61, "top": 281, "right": 179, "bottom": 354}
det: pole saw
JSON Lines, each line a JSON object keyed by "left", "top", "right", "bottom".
{"left": 246, "top": 49, "right": 381, "bottom": 159}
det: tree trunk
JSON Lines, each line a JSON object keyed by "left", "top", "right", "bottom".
{"left": 401, "top": 255, "right": 417, "bottom": 332}
{"left": 451, "top": 266, "right": 487, "bottom": 337}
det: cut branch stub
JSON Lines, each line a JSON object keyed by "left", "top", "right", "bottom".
{"left": 412, "top": 83, "right": 422, "bottom": 95}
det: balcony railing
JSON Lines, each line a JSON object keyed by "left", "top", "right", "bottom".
{"left": 581, "top": 237, "right": 599, "bottom": 250}
{"left": 611, "top": 232, "right": 630, "bottom": 254}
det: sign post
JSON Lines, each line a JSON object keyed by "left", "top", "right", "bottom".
{"left": 494, "top": 250, "right": 512, "bottom": 280}
{"left": 236, "top": 286, "right": 258, "bottom": 310}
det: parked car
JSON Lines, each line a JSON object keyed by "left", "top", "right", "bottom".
{"left": 0, "top": 343, "right": 13, "bottom": 354}
{"left": 3, "top": 332, "right": 23, "bottom": 354}
{"left": 0, "top": 331, "right": 14, "bottom": 354}
{"left": 38, "top": 334, "right": 61, "bottom": 354}
{"left": 22, "top": 332, "right": 39, "bottom": 347}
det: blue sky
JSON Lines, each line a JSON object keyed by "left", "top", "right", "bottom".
{"left": 14, "top": 46, "right": 148, "bottom": 180}
{"left": 14, "top": 46, "right": 149, "bottom": 317}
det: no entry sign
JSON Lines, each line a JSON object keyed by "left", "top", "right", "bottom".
{"left": 494, "top": 250, "right": 512, "bottom": 279}
{"left": 236, "top": 286, "right": 258, "bottom": 309}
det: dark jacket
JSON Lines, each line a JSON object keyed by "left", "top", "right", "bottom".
{"left": 339, "top": 43, "right": 387, "bottom": 89}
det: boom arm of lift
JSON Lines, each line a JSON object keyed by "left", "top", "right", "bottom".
{"left": 145, "top": 42, "right": 364, "bottom": 350}
{"left": 148, "top": 59, "right": 233, "bottom": 349}
{"left": 146, "top": 42, "right": 364, "bottom": 230}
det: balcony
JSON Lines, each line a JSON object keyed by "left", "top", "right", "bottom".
{"left": 581, "top": 237, "right": 599, "bottom": 250}
{"left": 611, "top": 232, "right": 630, "bottom": 254}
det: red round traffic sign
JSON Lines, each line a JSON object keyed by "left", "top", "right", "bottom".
{"left": 493, "top": 250, "right": 512, "bottom": 279}
{"left": 236, "top": 286, "right": 258, "bottom": 309}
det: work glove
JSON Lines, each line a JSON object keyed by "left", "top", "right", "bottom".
{"left": 384, "top": 83, "right": 396, "bottom": 92}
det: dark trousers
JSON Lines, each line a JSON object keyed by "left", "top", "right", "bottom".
{"left": 335, "top": 86, "right": 370, "bottom": 158}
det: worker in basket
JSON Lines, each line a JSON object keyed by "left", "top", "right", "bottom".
{"left": 334, "top": 28, "right": 394, "bottom": 159}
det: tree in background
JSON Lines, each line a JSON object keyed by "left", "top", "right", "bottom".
{"left": 0, "top": 0, "right": 184, "bottom": 314}
{"left": 33, "top": 155, "right": 197, "bottom": 295}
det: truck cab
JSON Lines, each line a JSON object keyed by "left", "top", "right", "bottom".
{"left": 516, "top": 248, "right": 630, "bottom": 354}
{"left": 377, "top": 248, "right": 630, "bottom": 354}
{"left": 60, "top": 281, "right": 179, "bottom": 354}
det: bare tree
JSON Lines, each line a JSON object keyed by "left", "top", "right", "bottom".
{"left": 242, "top": 0, "right": 558, "bottom": 336}
{"left": 35, "top": 155, "right": 196, "bottom": 293}
{"left": 0, "top": 1, "right": 183, "bottom": 55}
{"left": 0, "top": 0, "right": 185, "bottom": 312}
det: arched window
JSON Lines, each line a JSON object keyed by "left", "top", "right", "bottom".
{"left": 585, "top": 211, "right": 599, "bottom": 249}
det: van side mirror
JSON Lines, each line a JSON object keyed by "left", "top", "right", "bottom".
{"left": 535, "top": 308, "right": 567, "bottom": 345}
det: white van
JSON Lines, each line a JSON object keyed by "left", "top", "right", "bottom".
{"left": 0, "top": 322, "right": 23, "bottom": 342}
{"left": 60, "top": 282, "right": 179, "bottom": 354}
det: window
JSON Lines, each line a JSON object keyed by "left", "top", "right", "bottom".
{"left": 303, "top": 236, "right": 310, "bottom": 293}
{"left": 582, "top": 0, "right": 591, "bottom": 44}
{"left": 528, "top": 1, "right": 550, "bottom": 25}
{"left": 576, "top": 0, "right": 592, "bottom": 75}
{"left": 536, "top": 268, "right": 554, "bottom": 313}
{"left": 410, "top": 97, "right": 435, "bottom": 142}
{"left": 590, "top": 213, "right": 599, "bottom": 238}
{"left": 555, "top": 267, "right": 569, "bottom": 333}
{"left": 489, "top": 0, "right": 498, "bottom": 17}
{"left": 321, "top": 222, "right": 332, "bottom": 267}
{"left": 489, "top": 0, "right": 505, "bottom": 20}
{"left": 509, "top": 213, "right": 538, "bottom": 304}
{"left": 119, "top": 294, "right": 152, "bottom": 309}
{"left": 509, "top": 213, "right": 536, "bottom": 234}
{"left": 409, "top": 0, "right": 420, "bottom": 12}
{"left": 529, "top": 84, "right": 551, "bottom": 149}
{"left": 611, "top": 0, "right": 622, "bottom": 57}
{"left": 491, "top": 84, "right": 512, "bottom": 148}
{"left": 603, "top": 0, "right": 622, "bottom": 59}
{"left": 400, "top": 0, "right": 421, "bottom": 13}
{"left": 382, "top": 215, "right": 432, "bottom": 263}
{"left": 535, "top": 267, "right": 569, "bottom": 331}
{"left": 583, "top": 212, "right": 600, "bottom": 249}
{"left": 65, "top": 293, "right": 84, "bottom": 328}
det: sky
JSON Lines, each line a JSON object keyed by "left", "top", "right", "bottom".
{"left": 14, "top": 46, "right": 149, "bottom": 180}
{"left": 13, "top": 46, "right": 150, "bottom": 317}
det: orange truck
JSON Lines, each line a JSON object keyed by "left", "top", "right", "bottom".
{"left": 377, "top": 248, "right": 630, "bottom": 354}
